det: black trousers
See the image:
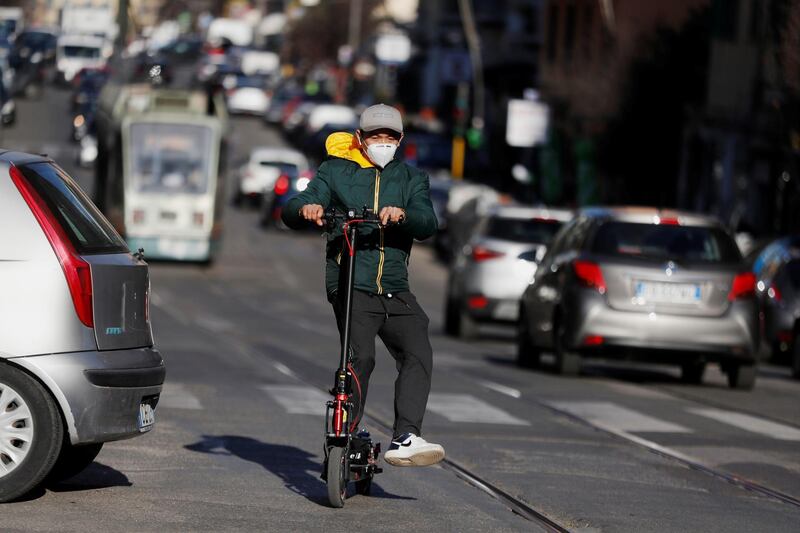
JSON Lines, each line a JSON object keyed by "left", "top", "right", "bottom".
{"left": 330, "top": 289, "right": 433, "bottom": 438}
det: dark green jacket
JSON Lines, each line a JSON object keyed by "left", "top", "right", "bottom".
{"left": 282, "top": 133, "right": 437, "bottom": 296}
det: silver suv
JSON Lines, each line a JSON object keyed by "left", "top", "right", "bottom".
{"left": 517, "top": 207, "right": 759, "bottom": 389}
{"left": 0, "top": 151, "right": 164, "bottom": 502}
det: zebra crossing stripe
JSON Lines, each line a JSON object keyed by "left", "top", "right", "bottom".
{"left": 688, "top": 408, "right": 800, "bottom": 441}
{"left": 548, "top": 401, "right": 692, "bottom": 433}
{"left": 427, "top": 393, "right": 529, "bottom": 425}
{"left": 261, "top": 385, "right": 329, "bottom": 415}
{"left": 159, "top": 383, "right": 203, "bottom": 410}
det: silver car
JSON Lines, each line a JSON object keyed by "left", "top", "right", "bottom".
{"left": 517, "top": 207, "right": 759, "bottom": 389}
{"left": 0, "top": 151, "right": 164, "bottom": 502}
{"left": 445, "top": 205, "right": 573, "bottom": 338}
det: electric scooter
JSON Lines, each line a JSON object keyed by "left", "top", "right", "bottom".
{"left": 322, "top": 206, "right": 384, "bottom": 508}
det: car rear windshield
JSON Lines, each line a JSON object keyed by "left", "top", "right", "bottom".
{"left": 63, "top": 45, "right": 101, "bottom": 58}
{"left": 259, "top": 162, "right": 299, "bottom": 177}
{"left": 591, "top": 222, "right": 741, "bottom": 263}
{"left": 485, "top": 217, "right": 563, "bottom": 244}
{"left": 18, "top": 162, "right": 128, "bottom": 254}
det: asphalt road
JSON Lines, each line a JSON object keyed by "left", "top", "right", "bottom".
{"left": 2, "top": 85, "right": 800, "bottom": 532}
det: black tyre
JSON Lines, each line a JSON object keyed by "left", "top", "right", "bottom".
{"left": 0, "top": 365, "right": 64, "bottom": 503}
{"left": 458, "top": 309, "right": 479, "bottom": 339}
{"left": 680, "top": 362, "right": 706, "bottom": 384}
{"left": 727, "top": 363, "right": 757, "bottom": 390}
{"left": 792, "top": 333, "right": 800, "bottom": 379}
{"left": 354, "top": 476, "right": 372, "bottom": 496}
{"left": 444, "top": 298, "right": 460, "bottom": 336}
{"left": 326, "top": 446, "right": 347, "bottom": 508}
{"left": 516, "top": 309, "right": 540, "bottom": 368}
{"left": 45, "top": 442, "right": 103, "bottom": 485}
{"left": 553, "top": 319, "right": 581, "bottom": 376}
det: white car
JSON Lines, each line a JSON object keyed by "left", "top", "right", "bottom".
{"left": 234, "top": 147, "right": 309, "bottom": 206}
{"left": 306, "top": 104, "right": 357, "bottom": 133}
{"left": 225, "top": 73, "right": 270, "bottom": 115}
{"left": 445, "top": 205, "right": 574, "bottom": 338}
{"left": 56, "top": 34, "right": 108, "bottom": 83}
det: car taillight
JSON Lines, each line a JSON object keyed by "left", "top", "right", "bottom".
{"left": 467, "top": 295, "right": 489, "bottom": 309}
{"left": 10, "top": 166, "right": 94, "bottom": 327}
{"left": 274, "top": 174, "right": 290, "bottom": 196}
{"left": 133, "top": 209, "right": 145, "bottom": 224}
{"left": 193, "top": 212, "right": 205, "bottom": 226}
{"left": 471, "top": 246, "right": 504, "bottom": 262}
{"left": 729, "top": 272, "right": 756, "bottom": 301}
{"left": 573, "top": 260, "right": 606, "bottom": 294}
{"left": 655, "top": 216, "right": 680, "bottom": 225}
{"left": 583, "top": 335, "right": 604, "bottom": 346}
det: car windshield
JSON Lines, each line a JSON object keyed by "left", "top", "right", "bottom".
{"left": 18, "top": 162, "right": 128, "bottom": 254}
{"left": 259, "top": 161, "right": 299, "bottom": 177}
{"left": 129, "top": 123, "right": 213, "bottom": 195}
{"left": 236, "top": 75, "right": 266, "bottom": 88}
{"left": 63, "top": 45, "right": 101, "bottom": 58}
{"left": 592, "top": 222, "right": 742, "bottom": 263}
{"left": 485, "top": 217, "right": 563, "bottom": 244}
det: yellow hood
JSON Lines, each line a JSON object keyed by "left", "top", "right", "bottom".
{"left": 325, "top": 132, "right": 374, "bottom": 169}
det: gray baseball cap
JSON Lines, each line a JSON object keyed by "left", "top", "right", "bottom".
{"left": 359, "top": 103, "right": 403, "bottom": 134}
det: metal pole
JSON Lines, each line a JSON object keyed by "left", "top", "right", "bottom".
{"left": 457, "top": 0, "right": 485, "bottom": 128}
{"left": 348, "top": 0, "right": 363, "bottom": 54}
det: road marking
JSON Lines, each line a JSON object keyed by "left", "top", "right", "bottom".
{"left": 273, "top": 362, "right": 297, "bottom": 378}
{"left": 548, "top": 402, "right": 692, "bottom": 433}
{"left": 159, "top": 383, "right": 203, "bottom": 410}
{"left": 478, "top": 380, "right": 522, "bottom": 399}
{"left": 427, "top": 394, "right": 529, "bottom": 425}
{"left": 261, "top": 385, "right": 329, "bottom": 415}
{"left": 194, "top": 314, "right": 235, "bottom": 333}
{"left": 150, "top": 291, "right": 190, "bottom": 325}
{"left": 688, "top": 408, "right": 800, "bottom": 441}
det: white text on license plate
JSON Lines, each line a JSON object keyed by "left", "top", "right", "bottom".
{"left": 634, "top": 281, "right": 701, "bottom": 304}
{"left": 138, "top": 402, "right": 155, "bottom": 432}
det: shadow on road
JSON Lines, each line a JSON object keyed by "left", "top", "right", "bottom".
{"left": 185, "top": 435, "right": 414, "bottom": 505}
{"left": 48, "top": 462, "right": 133, "bottom": 493}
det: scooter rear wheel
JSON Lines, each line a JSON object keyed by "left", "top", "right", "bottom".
{"left": 326, "top": 446, "right": 348, "bottom": 508}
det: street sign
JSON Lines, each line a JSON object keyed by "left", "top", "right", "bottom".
{"left": 506, "top": 99, "right": 549, "bottom": 147}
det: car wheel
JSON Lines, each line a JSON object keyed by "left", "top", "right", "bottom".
{"left": 458, "top": 308, "right": 479, "bottom": 339}
{"left": 0, "top": 365, "right": 64, "bottom": 503}
{"left": 792, "top": 339, "right": 800, "bottom": 379}
{"left": 516, "top": 308, "right": 540, "bottom": 368}
{"left": 726, "top": 363, "right": 757, "bottom": 390}
{"left": 680, "top": 362, "right": 706, "bottom": 384}
{"left": 553, "top": 319, "right": 581, "bottom": 376}
{"left": 444, "top": 298, "right": 460, "bottom": 336}
{"left": 45, "top": 442, "right": 103, "bottom": 485}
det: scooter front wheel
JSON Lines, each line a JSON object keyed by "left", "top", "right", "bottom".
{"left": 326, "top": 446, "right": 348, "bottom": 508}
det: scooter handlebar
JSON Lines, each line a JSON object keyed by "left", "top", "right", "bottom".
{"left": 323, "top": 207, "right": 393, "bottom": 231}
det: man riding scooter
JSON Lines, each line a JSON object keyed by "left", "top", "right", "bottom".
{"left": 283, "top": 104, "right": 445, "bottom": 467}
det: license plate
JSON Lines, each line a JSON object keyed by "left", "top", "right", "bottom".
{"left": 493, "top": 301, "right": 519, "bottom": 321}
{"left": 137, "top": 402, "right": 156, "bottom": 433}
{"left": 634, "top": 281, "right": 701, "bottom": 304}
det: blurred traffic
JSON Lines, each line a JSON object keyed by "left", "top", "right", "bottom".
{"left": 0, "top": 0, "right": 797, "bottom": 383}
{"left": 1, "top": 0, "right": 800, "bottom": 525}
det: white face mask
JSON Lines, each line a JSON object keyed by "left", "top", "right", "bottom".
{"left": 366, "top": 143, "right": 398, "bottom": 168}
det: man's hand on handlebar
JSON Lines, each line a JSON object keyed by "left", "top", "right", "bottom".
{"left": 300, "top": 204, "right": 325, "bottom": 226}
{"left": 379, "top": 206, "right": 405, "bottom": 226}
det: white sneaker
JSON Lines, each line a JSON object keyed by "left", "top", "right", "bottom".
{"left": 384, "top": 433, "right": 445, "bottom": 467}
